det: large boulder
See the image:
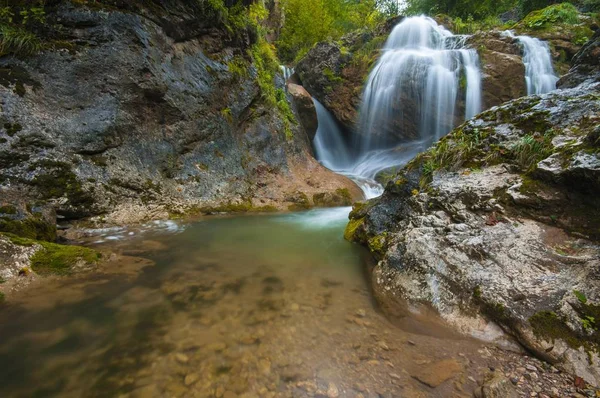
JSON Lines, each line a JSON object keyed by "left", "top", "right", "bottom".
{"left": 468, "top": 32, "right": 527, "bottom": 109}
{"left": 346, "top": 70, "right": 600, "bottom": 385}
{"left": 0, "top": 1, "right": 362, "bottom": 225}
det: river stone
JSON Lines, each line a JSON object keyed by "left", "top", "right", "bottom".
{"left": 480, "top": 371, "right": 518, "bottom": 398}
{"left": 184, "top": 373, "right": 199, "bottom": 386}
{"left": 410, "top": 359, "right": 463, "bottom": 387}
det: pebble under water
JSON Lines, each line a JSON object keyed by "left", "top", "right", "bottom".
{"left": 0, "top": 211, "right": 507, "bottom": 397}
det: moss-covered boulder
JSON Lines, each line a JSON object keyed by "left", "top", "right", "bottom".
{"left": 0, "top": 192, "right": 56, "bottom": 242}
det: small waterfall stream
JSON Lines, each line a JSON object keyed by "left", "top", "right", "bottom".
{"left": 503, "top": 31, "right": 558, "bottom": 95}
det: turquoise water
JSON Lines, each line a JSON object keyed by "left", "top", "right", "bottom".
{"left": 0, "top": 210, "right": 484, "bottom": 397}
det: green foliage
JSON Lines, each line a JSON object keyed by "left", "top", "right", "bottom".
{"left": 0, "top": 24, "right": 41, "bottom": 55}
{"left": 510, "top": 132, "right": 555, "bottom": 171}
{"left": 522, "top": 2, "right": 580, "bottom": 29}
{"left": 575, "top": 290, "right": 588, "bottom": 304}
{"left": 249, "top": 39, "right": 297, "bottom": 140}
{"left": 277, "top": 0, "right": 388, "bottom": 63}
{"left": 405, "top": 0, "right": 518, "bottom": 19}
{"left": 452, "top": 15, "right": 508, "bottom": 33}
{"left": 227, "top": 56, "right": 248, "bottom": 80}
{"left": 0, "top": 2, "right": 46, "bottom": 56}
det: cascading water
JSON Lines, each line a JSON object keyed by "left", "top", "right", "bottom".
{"left": 503, "top": 31, "right": 557, "bottom": 95}
{"left": 280, "top": 65, "right": 294, "bottom": 82}
{"left": 312, "top": 16, "right": 483, "bottom": 205}
{"left": 359, "top": 16, "right": 482, "bottom": 152}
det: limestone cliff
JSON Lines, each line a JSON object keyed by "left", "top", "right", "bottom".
{"left": 0, "top": 0, "right": 361, "bottom": 231}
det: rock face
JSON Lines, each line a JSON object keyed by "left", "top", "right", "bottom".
{"left": 467, "top": 31, "right": 527, "bottom": 109}
{"left": 0, "top": 1, "right": 361, "bottom": 227}
{"left": 287, "top": 83, "right": 318, "bottom": 142}
{"left": 559, "top": 29, "right": 600, "bottom": 89}
{"left": 346, "top": 34, "right": 600, "bottom": 386}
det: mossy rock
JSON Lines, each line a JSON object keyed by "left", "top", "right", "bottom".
{"left": 313, "top": 188, "right": 352, "bottom": 207}
{"left": 5, "top": 233, "right": 101, "bottom": 276}
{"left": 0, "top": 217, "right": 56, "bottom": 242}
{"left": 344, "top": 217, "right": 365, "bottom": 242}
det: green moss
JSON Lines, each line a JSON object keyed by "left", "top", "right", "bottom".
{"left": 0, "top": 217, "right": 56, "bottom": 241}
{"left": 30, "top": 160, "right": 94, "bottom": 207}
{"left": 287, "top": 192, "right": 311, "bottom": 211}
{"left": 0, "top": 205, "right": 17, "bottom": 214}
{"left": 530, "top": 310, "right": 599, "bottom": 354}
{"left": 367, "top": 232, "right": 387, "bottom": 255}
{"left": 313, "top": 188, "right": 353, "bottom": 207}
{"left": 31, "top": 243, "right": 100, "bottom": 276}
{"left": 473, "top": 286, "right": 482, "bottom": 299}
{"left": 344, "top": 218, "right": 364, "bottom": 242}
{"left": 0, "top": 291, "right": 4, "bottom": 303}
{"left": 3, "top": 122, "right": 22, "bottom": 136}
{"left": 4, "top": 233, "right": 100, "bottom": 275}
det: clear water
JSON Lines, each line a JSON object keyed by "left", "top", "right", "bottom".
{"left": 0, "top": 213, "right": 490, "bottom": 397}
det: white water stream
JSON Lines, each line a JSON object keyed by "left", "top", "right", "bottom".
{"left": 313, "top": 16, "right": 484, "bottom": 209}
{"left": 503, "top": 31, "right": 558, "bottom": 95}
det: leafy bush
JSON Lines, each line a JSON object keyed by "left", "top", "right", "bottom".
{"left": 522, "top": 2, "right": 580, "bottom": 29}
{"left": 0, "top": 24, "right": 41, "bottom": 55}
{"left": 277, "top": 0, "right": 389, "bottom": 63}
{"left": 0, "top": 2, "right": 46, "bottom": 56}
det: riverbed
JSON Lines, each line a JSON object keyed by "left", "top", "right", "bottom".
{"left": 0, "top": 209, "right": 510, "bottom": 397}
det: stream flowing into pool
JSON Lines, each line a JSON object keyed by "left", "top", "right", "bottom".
{"left": 0, "top": 212, "right": 500, "bottom": 397}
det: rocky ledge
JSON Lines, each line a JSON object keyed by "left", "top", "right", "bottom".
{"left": 346, "top": 34, "right": 600, "bottom": 386}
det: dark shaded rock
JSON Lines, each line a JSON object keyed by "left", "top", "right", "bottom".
{"left": 287, "top": 83, "right": 318, "bottom": 142}
{"left": 558, "top": 30, "right": 600, "bottom": 89}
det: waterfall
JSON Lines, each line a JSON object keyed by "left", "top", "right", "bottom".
{"left": 503, "top": 31, "right": 557, "bottom": 95}
{"left": 358, "top": 16, "right": 482, "bottom": 152}
{"left": 312, "top": 16, "right": 483, "bottom": 202}
{"left": 313, "top": 99, "right": 354, "bottom": 172}
{"left": 280, "top": 65, "right": 294, "bottom": 82}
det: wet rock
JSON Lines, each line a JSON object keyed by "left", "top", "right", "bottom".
{"left": 287, "top": 83, "right": 318, "bottom": 142}
{"left": 184, "top": 373, "right": 199, "bottom": 386}
{"left": 327, "top": 382, "right": 340, "bottom": 397}
{"left": 480, "top": 371, "right": 518, "bottom": 398}
{"left": 467, "top": 32, "right": 526, "bottom": 109}
{"left": 559, "top": 30, "right": 600, "bottom": 88}
{"left": 410, "top": 359, "right": 463, "bottom": 388}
